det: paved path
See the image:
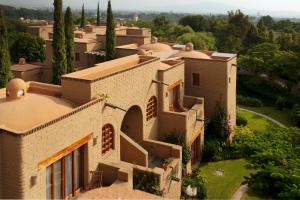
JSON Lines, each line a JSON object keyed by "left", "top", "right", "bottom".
{"left": 238, "top": 107, "right": 286, "bottom": 128}
{"left": 231, "top": 184, "right": 249, "bottom": 200}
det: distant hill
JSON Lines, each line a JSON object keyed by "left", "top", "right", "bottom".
{"left": 0, "top": 4, "right": 52, "bottom": 19}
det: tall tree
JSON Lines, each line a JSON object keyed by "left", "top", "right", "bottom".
{"left": 0, "top": 8, "right": 12, "bottom": 87}
{"left": 97, "top": 1, "right": 101, "bottom": 26}
{"left": 105, "top": 0, "right": 115, "bottom": 61}
{"left": 52, "top": 0, "right": 67, "bottom": 84}
{"left": 64, "top": 7, "right": 75, "bottom": 73}
{"left": 80, "top": 4, "right": 85, "bottom": 28}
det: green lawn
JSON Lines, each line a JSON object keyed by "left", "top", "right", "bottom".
{"left": 237, "top": 108, "right": 275, "bottom": 132}
{"left": 239, "top": 106, "right": 294, "bottom": 127}
{"left": 200, "top": 159, "right": 254, "bottom": 200}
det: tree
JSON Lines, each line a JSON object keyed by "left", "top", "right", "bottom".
{"left": 96, "top": 1, "right": 100, "bottom": 26}
{"left": 0, "top": 8, "right": 12, "bottom": 87}
{"left": 80, "top": 4, "right": 85, "bottom": 28}
{"left": 179, "top": 15, "right": 210, "bottom": 32}
{"left": 105, "top": 0, "right": 115, "bottom": 61}
{"left": 268, "top": 30, "right": 275, "bottom": 43}
{"left": 52, "top": 0, "right": 67, "bottom": 85}
{"left": 9, "top": 33, "right": 45, "bottom": 63}
{"left": 257, "top": 15, "right": 275, "bottom": 30}
{"left": 153, "top": 15, "right": 169, "bottom": 28}
{"left": 64, "top": 7, "right": 75, "bottom": 73}
{"left": 177, "top": 32, "right": 216, "bottom": 50}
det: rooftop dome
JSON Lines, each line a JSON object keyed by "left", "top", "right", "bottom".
{"left": 138, "top": 37, "right": 172, "bottom": 52}
{"left": 169, "top": 43, "right": 211, "bottom": 60}
{"left": 6, "top": 78, "right": 27, "bottom": 100}
{"left": 0, "top": 91, "right": 75, "bottom": 132}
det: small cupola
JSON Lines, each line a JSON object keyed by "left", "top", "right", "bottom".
{"left": 6, "top": 78, "right": 27, "bottom": 100}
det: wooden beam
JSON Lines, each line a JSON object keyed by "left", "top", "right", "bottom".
{"left": 188, "top": 126, "right": 203, "bottom": 146}
{"left": 167, "top": 79, "right": 182, "bottom": 90}
{"left": 38, "top": 134, "right": 92, "bottom": 171}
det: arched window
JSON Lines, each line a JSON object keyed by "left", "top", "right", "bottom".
{"left": 102, "top": 124, "right": 115, "bottom": 155}
{"left": 146, "top": 96, "right": 157, "bottom": 121}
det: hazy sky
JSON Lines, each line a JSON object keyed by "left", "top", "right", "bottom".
{"left": 1, "top": 0, "right": 300, "bottom": 16}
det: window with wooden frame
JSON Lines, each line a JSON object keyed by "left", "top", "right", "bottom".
{"left": 146, "top": 96, "right": 157, "bottom": 121}
{"left": 102, "top": 124, "right": 115, "bottom": 155}
{"left": 192, "top": 73, "right": 200, "bottom": 86}
{"left": 46, "top": 147, "right": 83, "bottom": 199}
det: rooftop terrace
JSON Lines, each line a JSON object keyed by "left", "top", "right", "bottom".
{"left": 62, "top": 54, "right": 158, "bottom": 82}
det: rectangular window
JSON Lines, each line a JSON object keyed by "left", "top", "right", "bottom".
{"left": 75, "top": 53, "right": 80, "bottom": 61}
{"left": 46, "top": 166, "right": 52, "bottom": 200}
{"left": 65, "top": 153, "right": 73, "bottom": 197}
{"left": 46, "top": 147, "right": 84, "bottom": 199}
{"left": 192, "top": 73, "right": 200, "bottom": 86}
{"left": 54, "top": 160, "right": 62, "bottom": 199}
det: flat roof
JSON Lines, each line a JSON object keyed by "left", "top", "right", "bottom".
{"left": 11, "top": 63, "right": 42, "bottom": 72}
{"left": 0, "top": 82, "right": 76, "bottom": 133}
{"left": 62, "top": 55, "right": 158, "bottom": 82}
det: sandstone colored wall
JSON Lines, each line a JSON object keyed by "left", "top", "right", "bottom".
{"left": 184, "top": 58, "right": 230, "bottom": 119}
{"left": 0, "top": 133, "right": 23, "bottom": 199}
{"left": 226, "top": 57, "right": 237, "bottom": 127}
{"left": 115, "top": 48, "right": 138, "bottom": 58}
{"left": 90, "top": 58, "right": 160, "bottom": 141}
{"left": 120, "top": 133, "right": 148, "bottom": 166}
{"left": 3, "top": 103, "right": 108, "bottom": 199}
{"left": 12, "top": 69, "right": 42, "bottom": 82}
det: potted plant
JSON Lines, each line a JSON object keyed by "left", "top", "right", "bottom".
{"left": 162, "top": 158, "right": 173, "bottom": 171}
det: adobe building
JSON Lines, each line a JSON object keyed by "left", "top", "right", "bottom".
{"left": 117, "top": 39, "right": 237, "bottom": 128}
{"left": 40, "top": 24, "right": 152, "bottom": 82}
{"left": 0, "top": 53, "right": 207, "bottom": 199}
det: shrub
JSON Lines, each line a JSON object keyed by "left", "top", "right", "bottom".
{"left": 182, "top": 168, "right": 207, "bottom": 200}
{"left": 202, "top": 140, "right": 223, "bottom": 162}
{"left": 205, "top": 103, "right": 228, "bottom": 141}
{"left": 237, "top": 95, "right": 263, "bottom": 107}
{"left": 164, "top": 132, "right": 191, "bottom": 165}
{"left": 236, "top": 114, "right": 248, "bottom": 126}
{"left": 291, "top": 104, "right": 300, "bottom": 127}
{"left": 275, "top": 96, "right": 287, "bottom": 110}
{"left": 133, "top": 169, "right": 163, "bottom": 196}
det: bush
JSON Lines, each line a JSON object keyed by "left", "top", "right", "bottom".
{"left": 291, "top": 104, "right": 300, "bottom": 127}
{"left": 202, "top": 140, "right": 223, "bottom": 162}
{"left": 237, "top": 95, "right": 263, "bottom": 107}
{"left": 133, "top": 169, "right": 163, "bottom": 196}
{"left": 182, "top": 168, "right": 207, "bottom": 200}
{"left": 205, "top": 103, "right": 229, "bottom": 141}
{"left": 236, "top": 114, "right": 248, "bottom": 126}
{"left": 164, "top": 132, "right": 191, "bottom": 165}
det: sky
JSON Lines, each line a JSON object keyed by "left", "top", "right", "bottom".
{"left": 1, "top": 0, "right": 300, "bottom": 17}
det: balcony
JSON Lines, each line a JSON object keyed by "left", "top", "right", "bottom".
{"left": 160, "top": 95, "right": 204, "bottom": 144}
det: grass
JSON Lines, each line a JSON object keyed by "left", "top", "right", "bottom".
{"left": 237, "top": 108, "right": 275, "bottom": 132}
{"left": 239, "top": 106, "right": 294, "bottom": 127}
{"left": 200, "top": 159, "right": 254, "bottom": 200}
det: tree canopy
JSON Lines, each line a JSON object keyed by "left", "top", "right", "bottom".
{"left": 105, "top": 0, "right": 115, "bottom": 61}
{"left": 64, "top": 7, "right": 75, "bottom": 73}
{"left": 0, "top": 8, "right": 11, "bottom": 87}
{"left": 9, "top": 32, "right": 45, "bottom": 63}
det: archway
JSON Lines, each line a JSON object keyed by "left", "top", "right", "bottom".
{"left": 121, "top": 105, "right": 143, "bottom": 144}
